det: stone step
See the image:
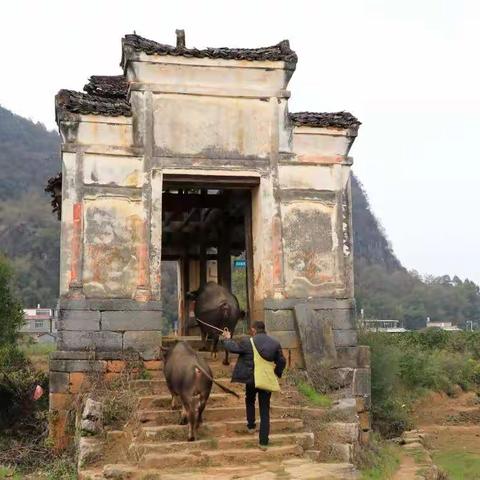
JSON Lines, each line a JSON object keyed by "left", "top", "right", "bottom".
{"left": 163, "top": 335, "right": 246, "bottom": 349}
{"left": 138, "top": 393, "right": 231, "bottom": 410}
{"left": 142, "top": 444, "right": 304, "bottom": 469}
{"left": 131, "top": 432, "right": 314, "bottom": 457}
{"left": 131, "top": 378, "right": 242, "bottom": 395}
{"left": 138, "top": 405, "right": 303, "bottom": 425}
{"left": 81, "top": 459, "right": 359, "bottom": 480}
{"left": 142, "top": 418, "right": 305, "bottom": 442}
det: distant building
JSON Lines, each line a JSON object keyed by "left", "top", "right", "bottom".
{"left": 361, "top": 319, "right": 407, "bottom": 333}
{"left": 425, "top": 320, "right": 461, "bottom": 332}
{"left": 21, "top": 305, "right": 57, "bottom": 342}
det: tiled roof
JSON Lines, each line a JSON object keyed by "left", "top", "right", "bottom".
{"left": 55, "top": 87, "right": 131, "bottom": 118}
{"left": 290, "top": 111, "right": 361, "bottom": 129}
{"left": 122, "top": 34, "right": 297, "bottom": 63}
{"left": 83, "top": 75, "right": 129, "bottom": 99}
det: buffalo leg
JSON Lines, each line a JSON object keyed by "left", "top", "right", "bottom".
{"left": 199, "top": 328, "right": 209, "bottom": 352}
{"left": 211, "top": 335, "right": 219, "bottom": 360}
{"left": 179, "top": 404, "right": 188, "bottom": 425}
{"left": 171, "top": 395, "right": 180, "bottom": 410}
{"left": 187, "top": 397, "right": 197, "bottom": 442}
{"left": 223, "top": 349, "right": 230, "bottom": 366}
{"left": 196, "top": 391, "right": 209, "bottom": 428}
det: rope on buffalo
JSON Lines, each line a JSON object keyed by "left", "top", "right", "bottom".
{"left": 195, "top": 317, "right": 230, "bottom": 335}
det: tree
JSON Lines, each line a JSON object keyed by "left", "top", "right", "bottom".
{"left": 0, "top": 255, "right": 24, "bottom": 344}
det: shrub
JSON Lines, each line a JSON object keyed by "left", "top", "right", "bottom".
{"left": 0, "top": 255, "right": 24, "bottom": 345}
{"left": 0, "top": 344, "right": 48, "bottom": 430}
{"left": 360, "top": 330, "right": 480, "bottom": 438}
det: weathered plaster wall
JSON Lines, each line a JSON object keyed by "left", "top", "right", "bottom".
{"left": 153, "top": 94, "right": 272, "bottom": 158}
{"left": 82, "top": 196, "right": 143, "bottom": 298}
{"left": 82, "top": 154, "right": 142, "bottom": 187}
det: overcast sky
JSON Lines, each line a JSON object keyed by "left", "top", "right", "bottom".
{"left": 1, "top": 0, "right": 479, "bottom": 283}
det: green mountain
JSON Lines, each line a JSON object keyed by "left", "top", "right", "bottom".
{"left": 0, "top": 104, "right": 478, "bottom": 327}
{"left": 0, "top": 106, "right": 60, "bottom": 307}
{"left": 0, "top": 106, "right": 60, "bottom": 200}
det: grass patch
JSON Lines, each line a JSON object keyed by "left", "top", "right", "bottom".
{"left": 433, "top": 450, "right": 480, "bottom": 480}
{"left": 357, "top": 435, "right": 400, "bottom": 480}
{"left": 0, "top": 467, "right": 21, "bottom": 479}
{"left": 410, "top": 447, "right": 427, "bottom": 465}
{"left": 297, "top": 381, "right": 332, "bottom": 407}
{"left": 20, "top": 343, "right": 56, "bottom": 357}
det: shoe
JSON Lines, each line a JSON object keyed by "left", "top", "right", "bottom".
{"left": 258, "top": 444, "right": 269, "bottom": 451}
{"left": 247, "top": 427, "right": 256, "bottom": 434}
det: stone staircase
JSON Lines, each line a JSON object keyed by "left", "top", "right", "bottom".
{"left": 79, "top": 339, "right": 360, "bottom": 480}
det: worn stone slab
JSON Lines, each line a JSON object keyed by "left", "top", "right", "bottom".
{"left": 78, "top": 437, "right": 103, "bottom": 468}
{"left": 333, "top": 329, "right": 357, "bottom": 347}
{"left": 269, "top": 330, "right": 299, "bottom": 349}
{"left": 59, "top": 298, "right": 162, "bottom": 311}
{"left": 265, "top": 310, "right": 295, "bottom": 331}
{"left": 313, "top": 308, "right": 354, "bottom": 330}
{"left": 335, "top": 347, "right": 359, "bottom": 368}
{"left": 294, "top": 303, "right": 337, "bottom": 373}
{"left": 95, "top": 351, "right": 140, "bottom": 361}
{"left": 59, "top": 310, "right": 100, "bottom": 331}
{"left": 357, "top": 345, "right": 370, "bottom": 368}
{"left": 123, "top": 331, "right": 162, "bottom": 360}
{"left": 51, "top": 351, "right": 96, "bottom": 360}
{"left": 101, "top": 311, "right": 162, "bottom": 331}
{"left": 353, "top": 368, "right": 371, "bottom": 399}
{"left": 265, "top": 297, "right": 353, "bottom": 310}
{"left": 327, "top": 422, "right": 359, "bottom": 443}
{"left": 50, "top": 359, "right": 107, "bottom": 373}
{"left": 283, "top": 347, "right": 305, "bottom": 369}
{"left": 58, "top": 331, "right": 123, "bottom": 351}
{"left": 332, "top": 367, "right": 355, "bottom": 388}
{"left": 331, "top": 397, "right": 357, "bottom": 417}
{"left": 49, "top": 371, "right": 70, "bottom": 393}
{"left": 359, "top": 411, "right": 370, "bottom": 431}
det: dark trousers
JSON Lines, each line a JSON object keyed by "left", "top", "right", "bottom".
{"left": 245, "top": 383, "right": 272, "bottom": 445}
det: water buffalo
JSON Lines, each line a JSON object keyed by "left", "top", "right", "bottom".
{"left": 161, "top": 341, "right": 239, "bottom": 441}
{"left": 187, "top": 282, "right": 245, "bottom": 365}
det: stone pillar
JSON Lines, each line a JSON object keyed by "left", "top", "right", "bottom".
{"left": 52, "top": 98, "right": 163, "bottom": 449}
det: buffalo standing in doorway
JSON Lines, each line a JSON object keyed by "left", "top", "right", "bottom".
{"left": 187, "top": 282, "right": 245, "bottom": 365}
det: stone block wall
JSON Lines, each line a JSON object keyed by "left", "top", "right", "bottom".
{"left": 264, "top": 298, "right": 372, "bottom": 443}
{"left": 56, "top": 301, "right": 163, "bottom": 360}
{"left": 49, "top": 350, "right": 162, "bottom": 450}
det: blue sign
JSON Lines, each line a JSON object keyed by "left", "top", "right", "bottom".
{"left": 233, "top": 259, "right": 247, "bottom": 268}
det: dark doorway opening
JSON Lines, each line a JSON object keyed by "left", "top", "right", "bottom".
{"left": 160, "top": 175, "right": 258, "bottom": 336}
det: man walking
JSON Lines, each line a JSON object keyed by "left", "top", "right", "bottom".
{"left": 221, "top": 321, "right": 286, "bottom": 449}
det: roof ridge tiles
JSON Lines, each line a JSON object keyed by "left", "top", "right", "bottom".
{"left": 122, "top": 33, "right": 297, "bottom": 63}
{"left": 56, "top": 89, "right": 132, "bottom": 117}
{"left": 83, "top": 75, "right": 129, "bottom": 99}
{"left": 289, "top": 111, "right": 361, "bottom": 129}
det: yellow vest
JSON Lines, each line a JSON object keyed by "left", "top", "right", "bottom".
{"left": 250, "top": 338, "right": 281, "bottom": 392}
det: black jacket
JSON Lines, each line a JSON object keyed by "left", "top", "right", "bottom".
{"left": 222, "top": 333, "right": 286, "bottom": 385}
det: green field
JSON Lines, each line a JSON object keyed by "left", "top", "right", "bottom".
{"left": 433, "top": 450, "right": 480, "bottom": 480}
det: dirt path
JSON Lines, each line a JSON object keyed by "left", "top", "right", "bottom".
{"left": 392, "top": 453, "right": 420, "bottom": 480}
